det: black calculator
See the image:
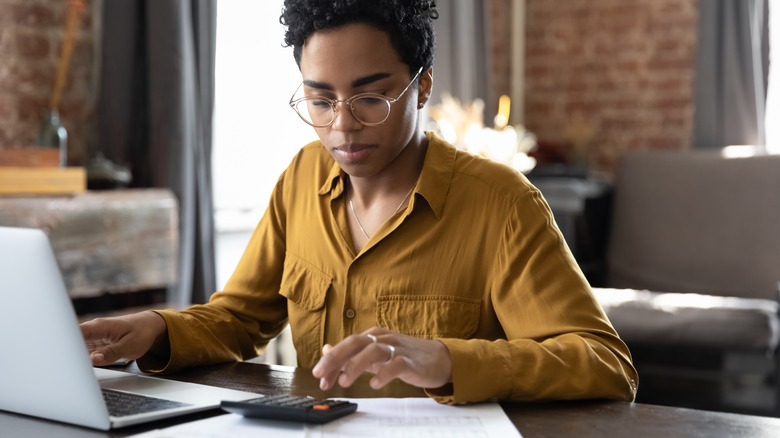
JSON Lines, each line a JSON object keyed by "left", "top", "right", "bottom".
{"left": 220, "top": 394, "right": 358, "bottom": 424}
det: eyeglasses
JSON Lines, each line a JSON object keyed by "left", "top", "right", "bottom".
{"left": 289, "top": 67, "right": 423, "bottom": 128}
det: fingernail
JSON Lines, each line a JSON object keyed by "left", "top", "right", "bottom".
{"left": 319, "top": 378, "right": 328, "bottom": 390}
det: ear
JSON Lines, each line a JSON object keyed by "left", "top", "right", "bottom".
{"left": 417, "top": 68, "right": 433, "bottom": 108}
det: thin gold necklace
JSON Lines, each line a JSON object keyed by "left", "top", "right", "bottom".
{"left": 348, "top": 182, "right": 415, "bottom": 240}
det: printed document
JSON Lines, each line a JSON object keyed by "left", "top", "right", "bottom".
{"left": 130, "top": 397, "right": 522, "bottom": 437}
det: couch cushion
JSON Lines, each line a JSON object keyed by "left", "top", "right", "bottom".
{"left": 606, "top": 151, "right": 780, "bottom": 301}
{"left": 593, "top": 288, "right": 780, "bottom": 352}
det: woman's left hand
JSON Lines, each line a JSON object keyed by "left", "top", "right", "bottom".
{"left": 312, "top": 327, "right": 452, "bottom": 391}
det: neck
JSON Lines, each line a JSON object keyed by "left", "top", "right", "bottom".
{"left": 349, "top": 132, "right": 428, "bottom": 206}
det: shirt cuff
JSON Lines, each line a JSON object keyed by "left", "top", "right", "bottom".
{"left": 136, "top": 309, "right": 179, "bottom": 373}
{"left": 427, "top": 338, "right": 512, "bottom": 404}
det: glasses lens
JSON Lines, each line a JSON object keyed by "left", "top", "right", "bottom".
{"left": 294, "top": 98, "right": 334, "bottom": 127}
{"left": 351, "top": 96, "right": 392, "bottom": 125}
{"left": 291, "top": 95, "right": 393, "bottom": 127}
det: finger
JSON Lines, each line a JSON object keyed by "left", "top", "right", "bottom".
{"left": 338, "top": 341, "right": 396, "bottom": 387}
{"left": 80, "top": 320, "right": 116, "bottom": 365}
{"left": 313, "top": 333, "right": 380, "bottom": 389}
{"left": 89, "top": 334, "right": 135, "bottom": 366}
{"left": 313, "top": 328, "right": 394, "bottom": 389}
{"left": 369, "top": 353, "right": 407, "bottom": 389}
{"left": 90, "top": 344, "right": 122, "bottom": 366}
{"left": 314, "top": 344, "right": 338, "bottom": 390}
{"left": 313, "top": 335, "right": 366, "bottom": 389}
{"left": 79, "top": 318, "right": 107, "bottom": 342}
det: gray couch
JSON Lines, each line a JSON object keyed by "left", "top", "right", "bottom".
{"left": 593, "top": 149, "right": 780, "bottom": 415}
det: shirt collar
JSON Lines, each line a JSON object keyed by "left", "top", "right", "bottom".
{"left": 317, "top": 131, "right": 457, "bottom": 218}
{"left": 319, "top": 159, "right": 345, "bottom": 199}
{"left": 415, "top": 131, "right": 456, "bottom": 219}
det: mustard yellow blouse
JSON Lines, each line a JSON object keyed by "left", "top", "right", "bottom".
{"left": 142, "top": 131, "right": 638, "bottom": 404}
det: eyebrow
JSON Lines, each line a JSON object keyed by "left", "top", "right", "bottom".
{"left": 302, "top": 72, "right": 393, "bottom": 91}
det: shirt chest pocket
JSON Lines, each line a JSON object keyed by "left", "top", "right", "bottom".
{"left": 279, "top": 256, "right": 332, "bottom": 367}
{"left": 376, "top": 295, "right": 481, "bottom": 339}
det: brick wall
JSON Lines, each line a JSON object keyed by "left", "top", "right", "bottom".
{"left": 0, "top": 0, "right": 96, "bottom": 165}
{"left": 486, "top": 0, "right": 514, "bottom": 109}
{"left": 514, "top": 0, "right": 698, "bottom": 177}
{"left": 0, "top": 0, "right": 698, "bottom": 176}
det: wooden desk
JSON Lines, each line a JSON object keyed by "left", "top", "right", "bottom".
{"left": 2, "top": 362, "right": 779, "bottom": 437}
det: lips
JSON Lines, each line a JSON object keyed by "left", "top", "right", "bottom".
{"left": 334, "top": 143, "right": 376, "bottom": 162}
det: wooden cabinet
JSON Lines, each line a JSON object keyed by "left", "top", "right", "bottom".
{"left": 0, "top": 189, "right": 178, "bottom": 300}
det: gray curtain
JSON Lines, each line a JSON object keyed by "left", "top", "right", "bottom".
{"left": 693, "top": 0, "right": 769, "bottom": 149}
{"left": 98, "top": 0, "right": 217, "bottom": 306}
{"left": 431, "top": 0, "right": 492, "bottom": 124}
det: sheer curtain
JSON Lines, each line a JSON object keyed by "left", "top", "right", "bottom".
{"left": 211, "top": 0, "right": 315, "bottom": 290}
{"left": 693, "top": 0, "right": 770, "bottom": 150}
{"left": 98, "top": 0, "right": 217, "bottom": 306}
{"left": 766, "top": 1, "right": 779, "bottom": 152}
{"left": 211, "top": 0, "right": 315, "bottom": 366}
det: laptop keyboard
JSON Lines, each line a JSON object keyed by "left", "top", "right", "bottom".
{"left": 102, "top": 388, "right": 192, "bottom": 417}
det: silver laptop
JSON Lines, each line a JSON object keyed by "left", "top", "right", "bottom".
{"left": 0, "top": 226, "right": 260, "bottom": 430}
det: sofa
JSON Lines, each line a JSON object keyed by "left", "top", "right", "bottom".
{"left": 592, "top": 149, "right": 780, "bottom": 416}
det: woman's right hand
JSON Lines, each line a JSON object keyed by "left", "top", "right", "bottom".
{"left": 79, "top": 310, "right": 168, "bottom": 366}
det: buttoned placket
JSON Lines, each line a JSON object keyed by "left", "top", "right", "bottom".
{"left": 329, "top": 180, "right": 415, "bottom": 342}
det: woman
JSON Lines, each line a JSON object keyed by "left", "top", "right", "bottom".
{"left": 82, "top": 0, "right": 637, "bottom": 404}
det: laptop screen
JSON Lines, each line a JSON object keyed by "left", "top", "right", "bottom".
{"left": 0, "top": 226, "right": 111, "bottom": 429}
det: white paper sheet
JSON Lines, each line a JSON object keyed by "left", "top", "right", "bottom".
{"left": 129, "top": 397, "right": 522, "bottom": 438}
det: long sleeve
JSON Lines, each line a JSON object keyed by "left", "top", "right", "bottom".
{"left": 137, "top": 172, "right": 290, "bottom": 373}
{"left": 431, "top": 189, "right": 637, "bottom": 404}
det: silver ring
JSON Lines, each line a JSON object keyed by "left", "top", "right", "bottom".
{"left": 386, "top": 344, "right": 395, "bottom": 362}
{"left": 366, "top": 333, "right": 377, "bottom": 344}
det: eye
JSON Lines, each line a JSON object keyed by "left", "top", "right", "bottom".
{"left": 354, "top": 95, "right": 387, "bottom": 106}
{"left": 308, "top": 98, "right": 333, "bottom": 109}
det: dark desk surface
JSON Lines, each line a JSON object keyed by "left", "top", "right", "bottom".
{"left": 2, "top": 361, "right": 780, "bottom": 437}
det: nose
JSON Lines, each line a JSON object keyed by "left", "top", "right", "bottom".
{"left": 330, "top": 101, "right": 363, "bottom": 131}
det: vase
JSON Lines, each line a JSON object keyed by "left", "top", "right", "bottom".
{"left": 37, "top": 109, "right": 68, "bottom": 167}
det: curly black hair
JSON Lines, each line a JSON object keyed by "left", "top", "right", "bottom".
{"left": 279, "top": 0, "right": 438, "bottom": 77}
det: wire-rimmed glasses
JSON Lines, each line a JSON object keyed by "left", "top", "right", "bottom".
{"left": 289, "top": 67, "right": 423, "bottom": 127}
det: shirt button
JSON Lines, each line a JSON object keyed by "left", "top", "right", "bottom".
{"left": 345, "top": 308, "right": 356, "bottom": 319}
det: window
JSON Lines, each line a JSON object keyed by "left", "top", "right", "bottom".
{"left": 213, "top": 0, "right": 315, "bottom": 286}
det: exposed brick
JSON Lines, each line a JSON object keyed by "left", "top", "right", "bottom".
{"left": 518, "top": 0, "right": 698, "bottom": 176}
{"left": 0, "top": 96, "right": 16, "bottom": 120}
{"left": 1, "top": 0, "right": 95, "bottom": 164}
{"left": 564, "top": 100, "right": 601, "bottom": 114}
{"left": 647, "top": 58, "right": 695, "bottom": 71}
{"left": 14, "top": 31, "right": 50, "bottom": 58}
{"left": 649, "top": 97, "right": 691, "bottom": 111}
{"left": 0, "top": 121, "right": 36, "bottom": 147}
{"left": 8, "top": 62, "right": 53, "bottom": 94}
{"left": 18, "top": 95, "right": 49, "bottom": 120}
{"left": 526, "top": 101, "right": 554, "bottom": 117}
{"left": 0, "top": 28, "right": 11, "bottom": 58}
{"left": 59, "top": 98, "right": 88, "bottom": 118}
{"left": 662, "top": 116, "right": 688, "bottom": 129}
{"left": 10, "top": 3, "right": 58, "bottom": 27}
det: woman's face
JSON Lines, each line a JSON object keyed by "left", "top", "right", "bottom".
{"left": 298, "top": 23, "right": 431, "bottom": 179}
